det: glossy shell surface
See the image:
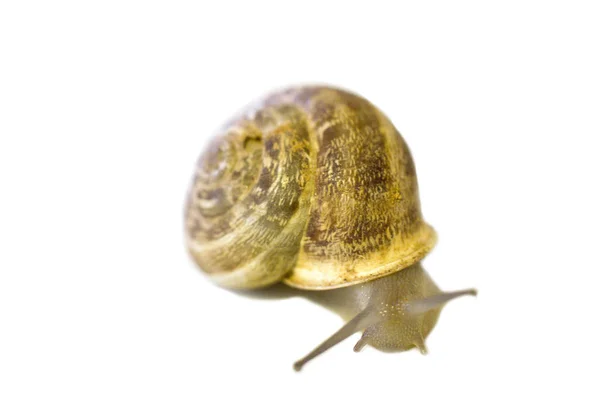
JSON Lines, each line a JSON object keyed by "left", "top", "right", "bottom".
{"left": 185, "top": 86, "right": 436, "bottom": 289}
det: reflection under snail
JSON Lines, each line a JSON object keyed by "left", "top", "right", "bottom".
{"left": 185, "top": 85, "right": 476, "bottom": 371}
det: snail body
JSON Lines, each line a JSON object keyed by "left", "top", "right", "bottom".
{"left": 185, "top": 86, "right": 475, "bottom": 370}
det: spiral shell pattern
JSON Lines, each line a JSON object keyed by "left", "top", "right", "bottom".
{"left": 185, "top": 86, "right": 436, "bottom": 289}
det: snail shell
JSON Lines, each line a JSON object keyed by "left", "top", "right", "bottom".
{"left": 185, "top": 86, "right": 436, "bottom": 289}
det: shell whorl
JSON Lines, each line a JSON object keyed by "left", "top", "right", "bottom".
{"left": 185, "top": 86, "right": 436, "bottom": 289}
{"left": 185, "top": 96, "right": 315, "bottom": 288}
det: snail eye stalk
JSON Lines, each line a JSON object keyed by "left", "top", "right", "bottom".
{"left": 293, "top": 307, "right": 376, "bottom": 372}
{"left": 405, "top": 289, "right": 478, "bottom": 315}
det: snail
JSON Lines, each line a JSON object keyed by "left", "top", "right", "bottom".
{"left": 185, "top": 85, "right": 476, "bottom": 371}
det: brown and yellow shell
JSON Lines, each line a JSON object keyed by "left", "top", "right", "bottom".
{"left": 185, "top": 86, "right": 436, "bottom": 290}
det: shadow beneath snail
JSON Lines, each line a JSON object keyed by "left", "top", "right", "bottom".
{"left": 229, "top": 282, "right": 360, "bottom": 321}
{"left": 229, "top": 282, "right": 300, "bottom": 300}
{"left": 192, "top": 262, "right": 352, "bottom": 317}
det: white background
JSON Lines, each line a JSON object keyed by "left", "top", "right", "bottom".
{"left": 1, "top": 1, "right": 599, "bottom": 399}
